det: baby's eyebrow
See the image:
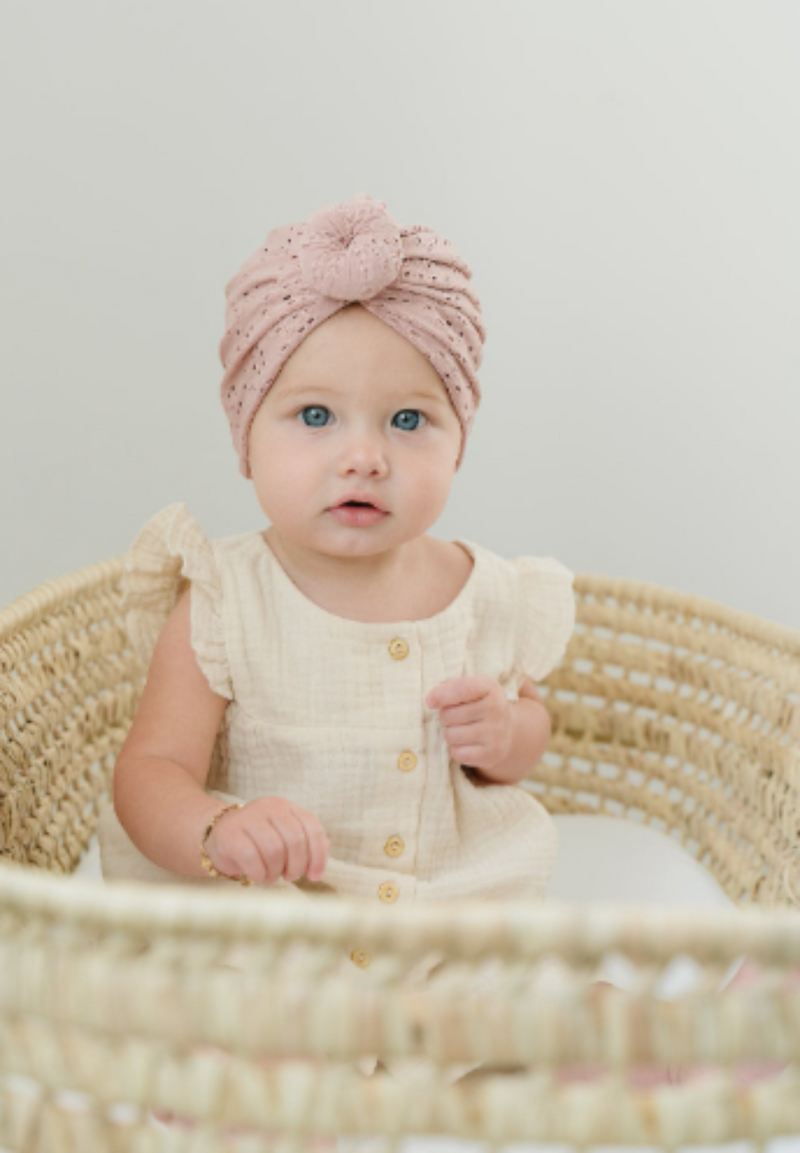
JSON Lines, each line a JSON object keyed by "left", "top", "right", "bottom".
{"left": 282, "top": 385, "right": 447, "bottom": 407}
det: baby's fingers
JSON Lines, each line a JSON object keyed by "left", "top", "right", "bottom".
{"left": 294, "top": 813, "right": 330, "bottom": 882}
{"left": 265, "top": 811, "right": 314, "bottom": 883}
{"left": 233, "top": 827, "right": 283, "bottom": 885}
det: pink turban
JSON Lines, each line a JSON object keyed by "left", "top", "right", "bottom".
{"left": 218, "top": 192, "right": 486, "bottom": 478}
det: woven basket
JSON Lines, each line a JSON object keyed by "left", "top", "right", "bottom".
{"left": 2, "top": 553, "right": 800, "bottom": 1152}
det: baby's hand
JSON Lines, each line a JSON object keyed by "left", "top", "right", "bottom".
{"left": 425, "top": 676, "right": 512, "bottom": 772}
{"left": 205, "top": 797, "right": 331, "bottom": 885}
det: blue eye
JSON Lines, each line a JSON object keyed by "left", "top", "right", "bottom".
{"left": 393, "top": 409, "right": 426, "bottom": 431}
{"left": 297, "top": 405, "right": 428, "bottom": 431}
{"left": 298, "top": 405, "right": 331, "bottom": 427}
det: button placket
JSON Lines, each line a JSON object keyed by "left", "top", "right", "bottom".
{"left": 386, "top": 637, "right": 410, "bottom": 875}
{"left": 350, "top": 634, "right": 419, "bottom": 969}
{"left": 381, "top": 641, "right": 413, "bottom": 902}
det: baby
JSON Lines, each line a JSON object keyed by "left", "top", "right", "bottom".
{"left": 102, "top": 192, "right": 573, "bottom": 901}
{"left": 97, "top": 191, "right": 571, "bottom": 1132}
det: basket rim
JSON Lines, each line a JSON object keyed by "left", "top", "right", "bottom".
{"left": 575, "top": 572, "right": 800, "bottom": 659}
{"left": 2, "top": 858, "right": 800, "bottom": 965}
{"left": 0, "top": 554, "right": 128, "bottom": 644}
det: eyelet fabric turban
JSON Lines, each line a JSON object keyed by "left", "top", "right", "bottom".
{"left": 219, "top": 192, "right": 486, "bottom": 478}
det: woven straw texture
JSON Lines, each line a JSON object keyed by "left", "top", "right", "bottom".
{"left": 2, "top": 552, "right": 800, "bottom": 1152}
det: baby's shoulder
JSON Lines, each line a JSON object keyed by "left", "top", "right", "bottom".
{"left": 204, "top": 526, "right": 273, "bottom": 583}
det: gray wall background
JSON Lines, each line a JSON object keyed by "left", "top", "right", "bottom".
{"left": 2, "top": 1, "right": 798, "bottom": 628}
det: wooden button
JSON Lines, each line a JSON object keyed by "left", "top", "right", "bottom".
{"left": 378, "top": 881, "right": 399, "bottom": 903}
{"left": 397, "top": 751, "right": 417, "bottom": 772}
{"left": 384, "top": 835, "right": 404, "bottom": 858}
{"left": 350, "top": 949, "right": 371, "bottom": 968}
{"left": 388, "top": 638, "right": 409, "bottom": 660}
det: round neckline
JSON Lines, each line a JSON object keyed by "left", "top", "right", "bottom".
{"left": 254, "top": 532, "right": 481, "bottom": 630}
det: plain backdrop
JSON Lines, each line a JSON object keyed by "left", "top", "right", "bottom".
{"left": 1, "top": 0, "right": 799, "bottom": 625}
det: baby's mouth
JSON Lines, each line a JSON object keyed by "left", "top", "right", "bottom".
{"left": 328, "top": 499, "right": 389, "bottom": 522}
{"left": 330, "top": 498, "right": 388, "bottom": 513}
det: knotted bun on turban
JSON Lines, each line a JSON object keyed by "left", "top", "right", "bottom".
{"left": 219, "top": 192, "right": 485, "bottom": 478}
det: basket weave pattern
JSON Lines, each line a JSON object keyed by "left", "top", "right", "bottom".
{"left": 2, "top": 555, "right": 800, "bottom": 1150}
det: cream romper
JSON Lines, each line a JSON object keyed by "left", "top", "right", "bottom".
{"left": 98, "top": 502, "right": 576, "bottom": 1084}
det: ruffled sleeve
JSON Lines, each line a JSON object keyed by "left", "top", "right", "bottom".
{"left": 511, "top": 556, "right": 576, "bottom": 686}
{"left": 119, "top": 502, "right": 233, "bottom": 700}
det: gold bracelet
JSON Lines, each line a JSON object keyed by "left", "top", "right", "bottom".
{"left": 200, "top": 803, "right": 252, "bottom": 886}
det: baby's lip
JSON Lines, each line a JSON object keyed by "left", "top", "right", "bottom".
{"left": 330, "top": 493, "right": 388, "bottom": 512}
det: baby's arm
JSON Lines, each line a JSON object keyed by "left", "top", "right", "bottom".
{"left": 113, "top": 587, "right": 235, "bottom": 877}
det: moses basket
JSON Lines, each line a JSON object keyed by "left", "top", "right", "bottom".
{"left": 1, "top": 545, "right": 800, "bottom": 1153}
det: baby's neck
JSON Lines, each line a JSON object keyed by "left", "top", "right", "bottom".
{"left": 262, "top": 530, "right": 473, "bottom": 624}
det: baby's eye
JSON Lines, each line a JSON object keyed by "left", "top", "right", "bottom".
{"left": 298, "top": 405, "right": 332, "bottom": 428}
{"left": 393, "top": 409, "right": 427, "bottom": 432}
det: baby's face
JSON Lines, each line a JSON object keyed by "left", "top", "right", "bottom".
{"left": 247, "top": 304, "right": 462, "bottom": 559}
